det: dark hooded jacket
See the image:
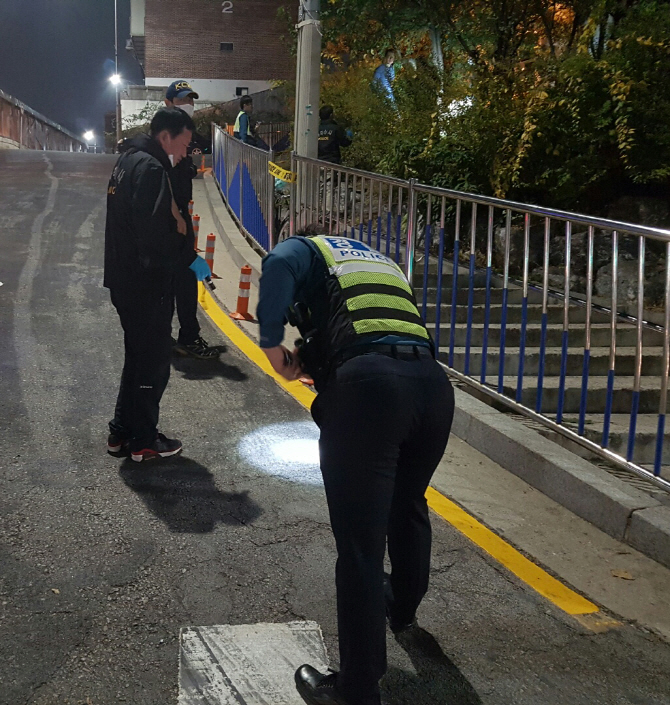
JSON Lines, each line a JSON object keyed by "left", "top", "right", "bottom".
{"left": 104, "top": 133, "right": 196, "bottom": 300}
{"left": 317, "top": 118, "right": 351, "bottom": 164}
{"left": 169, "top": 129, "right": 211, "bottom": 214}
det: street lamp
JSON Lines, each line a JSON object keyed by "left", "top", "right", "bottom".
{"left": 112, "top": 0, "right": 121, "bottom": 142}
{"left": 83, "top": 130, "right": 95, "bottom": 153}
{"left": 109, "top": 73, "right": 122, "bottom": 144}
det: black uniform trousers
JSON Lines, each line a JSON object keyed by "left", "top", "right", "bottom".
{"left": 311, "top": 349, "right": 454, "bottom": 705}
{"left": 174, "top": 222, "right": 200, "bottom": 345}
{"left": 109, "top": 287, "right": 174, "bottom": 452}
{"left": 175, "top": 262, "right": 200, "bottom": 344}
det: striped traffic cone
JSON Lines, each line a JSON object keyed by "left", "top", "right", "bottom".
{"left": 205, "top": 233, "right": 216, "bottom": 274}
{"left": 193, "top": 215, "right": 201, "bottom": 251}
{"left": 188, "top": 200, "right": 194, "bottom": 217}
{"left": 229, "top": 265, "right": 255, "bottom": 321}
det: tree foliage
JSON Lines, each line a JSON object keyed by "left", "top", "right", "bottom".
{"left": 319, "top": 0, "right": 670, "bottom": 215}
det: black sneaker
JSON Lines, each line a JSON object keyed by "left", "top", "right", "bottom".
{"left": 295, "top": 666, "right": 352, "bottom": 705}
{"left": 174, "top": 336, "right": 220, "bottom": 359}
{"left": 131, "top": 433, "right": 183, "bottom": 463}
{"left": 107, "top": 433, "right": 130, "bottom": 455}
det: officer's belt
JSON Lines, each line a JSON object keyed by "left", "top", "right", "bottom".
{"left": 336, "top": 343, "right": 434, "bottom": 366}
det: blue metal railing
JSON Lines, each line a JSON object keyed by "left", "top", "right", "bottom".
{"left": 212, "top": 125, "right": 274, "bottom": 253}
{"left": 282, "top": 154, "right": 670, "bottom": 492}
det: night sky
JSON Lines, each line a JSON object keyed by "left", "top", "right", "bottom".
{"left": 0, "top": 0, "right": 144, "bottom": 141}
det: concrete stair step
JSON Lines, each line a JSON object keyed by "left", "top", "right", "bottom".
{"left": 421, "top": 287, "right": 544, "bottom": 306}
{"left": 422, "top": 271, "right": 489, "bottom": 287}
{"left": 422, "top": 303, "right": 609, "bottom": 325}
{"left": 559, "top": 413, "right": 669, "bottom": 466}
{"left": 496, "top": 375, "right": 664, "bottom": 414}
{"left": 439, "top": 346, "right": 665, "bottom": 377}
{"left": 427, "top": 323, "right": 663, "bottom": 348}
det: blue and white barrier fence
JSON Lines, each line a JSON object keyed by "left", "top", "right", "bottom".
{"left": 212, "top": 124, "right": 275, "bottom": 252}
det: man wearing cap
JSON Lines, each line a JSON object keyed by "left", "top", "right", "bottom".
{"left": 164, "top": 80, "right": 219, "bottom": 359}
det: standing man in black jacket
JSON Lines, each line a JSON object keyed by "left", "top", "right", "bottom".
{"left": 317, "top": 106, "right": 352, "bottom": 165}
{"left": 104, "top": 108, "right": 212, "bottom": 462}
{"left": 163, "top": 80, "right": 219, "bottom": 359}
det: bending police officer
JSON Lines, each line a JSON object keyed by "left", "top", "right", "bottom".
{"left": 257, "top": 234, "right": 455, "bottom": 705}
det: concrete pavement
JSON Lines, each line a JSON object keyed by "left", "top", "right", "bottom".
{"left": 1, "top": 150, "right": 670, "bottom": 704}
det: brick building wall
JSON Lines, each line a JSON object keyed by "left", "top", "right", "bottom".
{"left": 144, "top": 0, "right": 295, "bottom": 82}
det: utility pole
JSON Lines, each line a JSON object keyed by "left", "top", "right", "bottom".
{"left": 293, "top": 0, "right": 321, "bottom": 158}
{"left": 114, "top": 0, "right": 121, "bottom": 143}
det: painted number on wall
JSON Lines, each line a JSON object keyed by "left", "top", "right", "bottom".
{"left": 222, "top": 1, "right": 233, "bottom": 12}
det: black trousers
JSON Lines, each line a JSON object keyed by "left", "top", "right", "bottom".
{"left": 175, "top": 221, "right": 200, "bottom": 345}
{"left": 175, "top": 263, "right": 200, "bottom": 344}
{"left": 109, "top": 288, "right": 174, "bottom": 452}
{"left": 311, "top": 351, "right": 454, "bottom": 705}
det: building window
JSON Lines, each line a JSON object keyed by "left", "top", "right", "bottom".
{"left": 236, "top": 87, "right": 249, "bottom": 96}
{"left": 220, "top": 42, "right": 234, "bottom": 51}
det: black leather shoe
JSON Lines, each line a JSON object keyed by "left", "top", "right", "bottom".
{"left": 295, "top": 665, "right": 350, "bottom": 705}
{"left": 384, "top": 576, "right": 417, "bottom": 634}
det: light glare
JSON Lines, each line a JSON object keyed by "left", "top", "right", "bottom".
{"left": 237, "top": 421, "right": 322, "bottom": 486}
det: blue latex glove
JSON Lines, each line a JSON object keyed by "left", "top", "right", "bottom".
{"left": 189, "top": 255, "right": 211, "bottom": 281}
{"left": 345, "top": 128, "right": 354, "bottom": 140}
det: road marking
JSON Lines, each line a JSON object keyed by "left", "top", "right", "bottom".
{"left": 199, "top": 285, "right": 617, "bottom": 627}
{"left": 424, "top": 487, "right": 598, "bottom": 615}
{"left": 198, "top": 286, "right": 314, "bottom": 409}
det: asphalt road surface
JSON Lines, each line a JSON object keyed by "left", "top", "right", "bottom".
{"left": 1, "top": 150, "right": 670, "bottom": 705}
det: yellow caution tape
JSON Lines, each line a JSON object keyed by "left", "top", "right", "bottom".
{"left": 269, "top": 161, "right": 297, "bottom": 183}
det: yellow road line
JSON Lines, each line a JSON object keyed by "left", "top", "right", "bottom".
{"left": 199, "top": 284, "right": 607, "bottom": 622}
{"left": 199, "top": 285, "right": 314, "bottom": 409}
{"left": 425, "top": 487, "right": 598, "bottom": 615}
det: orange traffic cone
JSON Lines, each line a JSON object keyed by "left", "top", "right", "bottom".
{"left": 230, "top": 265, "right": 255, "bottom": 321}
{"left": 193, "top": 215, "right": 201, "bottom": 251}
{"left": 205, "top": 233, "right": 216, "bottom": 273}
{"left": 188, "top": 200, "right": 194, "bottom": 217}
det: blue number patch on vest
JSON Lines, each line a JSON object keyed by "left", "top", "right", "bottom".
{"left": 324, "top": 237, "right": 369, "bottom": 251}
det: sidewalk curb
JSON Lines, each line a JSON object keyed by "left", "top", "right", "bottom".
{"left": 627, "top": 506, "right": 670, "bottom": 568}
{"left": 200, "top": 170, "right": 670, "bottom": 571}
{"left": 452, "top": 388, "right": 670, "bottom": 568}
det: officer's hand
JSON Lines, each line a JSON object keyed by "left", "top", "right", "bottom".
{"left": 345, "top": 128, "right": 354, "bottom": 140}
{"left": 189, "top": 255, "right": 211, "bottom": 282}
{"left": 262, "top": 345, "right": 303, "bottom": 381}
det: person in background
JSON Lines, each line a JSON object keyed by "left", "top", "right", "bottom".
{"left": 317, "top": 106, "right": 352, "bottom": 165}
{"left": 233, "top": 96, "right": 257, "bottom": 146}
{"left": 164, "top": 80, "right": 219, "bottom": 359}
{"left": 104, "top": 108, "right": 212, "bottom": 462}
{"left": 372, "top": 49, "right": 397, "bottom": 105}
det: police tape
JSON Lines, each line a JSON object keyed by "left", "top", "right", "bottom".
{"left": 268, "top": 161, "right": 297, "bottom": 183}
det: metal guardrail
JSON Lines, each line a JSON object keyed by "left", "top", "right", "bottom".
{"left": 222, "top": 121, "right": 291, "bottom": 150}
{"left": 212, "top": 124, "right": 275, "bottom": 252}
{"left": 290, "top": 153, "right": 670, "bottom": 492}
{"left": 0, "top": 89, "right": 86, "bottom": 152}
